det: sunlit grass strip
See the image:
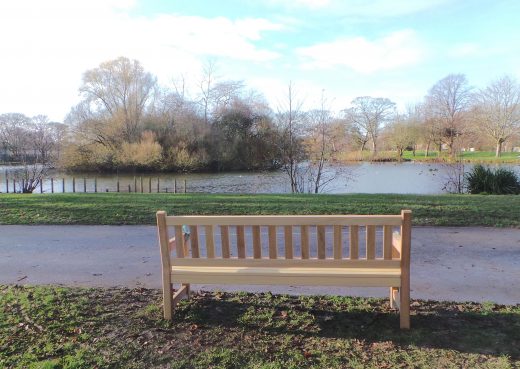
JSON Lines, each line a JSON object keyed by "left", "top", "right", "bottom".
{"left": 0, "top": 193, "right": 519, "bottom": 227}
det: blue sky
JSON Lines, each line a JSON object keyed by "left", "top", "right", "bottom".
{"left": 1, "top": 0, "right": 519, "bottom": 121}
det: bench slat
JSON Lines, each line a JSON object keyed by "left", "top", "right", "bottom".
{"left": 220, "top": 226, "right": 230, "bottom": 258}
{"left": 383, "top": 225, "right": 393, "bottom": 260}
{"left": 317, "top": 225, "right": 326, "bottom": 259}
{"left": 190, "top": 226, "right": 200, "bottom": 258}
{"left": 237, "top": 226, "right": 246, "bottom": 259}
{"left": 253, "top": 226, "right": 261, "bottom": 259}
{"left": 350, "top": 225, "right": 359, "bottom": 260}
{"left": 166, "top": 215, "right": 403, "bottom": 227}
{"left": 171, "top": 258, "right": 401, "bottom": 268}
{"left": 366, "top": 225, "right": 376, "bottom": 259}
{"left": 171, "top": 266, "right": 401, "bottom": 287}
{"left": 174, "top": 225, "right": 185, "bottom": 258}
{"left": 301, "top": 225, "right": 310, "bottom": 259}
{"left": 205, "top": 225, "right": 215, "bottom": 258}
{"left": 268, "top": 226, "right": 277, "bottom": 259}
{"left": 284, "top": 226, "right": 293, "bottom": 259}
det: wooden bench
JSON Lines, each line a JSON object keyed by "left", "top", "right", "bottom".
{"left": 156, "top": 210, "right": 412, "bottom": 329}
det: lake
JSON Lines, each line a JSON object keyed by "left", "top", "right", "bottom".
{"left": 2, "top": 162, "right": 519, "bottom": 195}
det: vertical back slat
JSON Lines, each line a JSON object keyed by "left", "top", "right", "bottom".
{"left": 284, "top": 226, "right": 293, "bottom": 259}
{"left": 349, "top": 225, "right": 359, "bottom": 260}
{"left": 366, "top": 225, "right": 376, "bottom": 259}
{"left": 301, "top": 225, "right": 310, "bottom": 259}
{"left": 220, "top": 225, "right": 230, "bottom": 258}
{"left": 174, "top": 225, "right": 185, "bottom": 258}
{"left": 253, "top": 226, "right": 262, "bottom": 259}
{"left": 205, "top": 225, "right": 215, "bottom": 258}
{"left": 268, "top": 226, "right": 277, "bottom": 259}
{"left": 190, "top": 226, "right": 200, "bottom": 258}
{"left": 317, "top": 225, "right": 326, "bottom": 259}
{"left": 383, "top": 225, "right": 393, "bottom": 260}
{"left": 333, "top": 225, "right": 342, "bottom": 259}
{"left": 237, "top": 226, "right": 246, "bottom": 259}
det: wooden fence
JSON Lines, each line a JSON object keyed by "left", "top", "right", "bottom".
{"left": 2, "top": 173, "right": 188, "bottom": 194}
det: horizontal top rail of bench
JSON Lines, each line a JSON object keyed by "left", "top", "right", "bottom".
{"left": 164, "top": 214, "right": 404, "bottom": 227}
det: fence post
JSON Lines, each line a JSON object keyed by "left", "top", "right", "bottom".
{"left": 134, "top": 176, "right": 137, "bottom": 193}
{"left": 94, "top": 178, "right": 97, "bottom": 193}
{"left": 128, "top": 184, "right": 131, "bottom": 193}
{"left": 174, "top": 179, "right": 177, "bottom": 193}
{"left": 184, "top": 179, "right": 187, "bottom": 193}
{"left": 72, "top": 177, "right": 76, "bottom": 193}
{"left": 140, "top": 177, "right": 143, "bottom": 193}
{"left": 62, "top": 178, "right": 65, "bottom": 193}
{"left": 40, "top": 180, "right": 43, "bottom": 194}
{"left": 166, "top": 187, "right": 168, "bottom": 193}
{"left": 6, "top": 176, "right": 9, "bottom": 193}
{"left": 157, "top": 178, "right": 160, "bottom": 193}
{"left": 13, "top": 179, "right": 16, "bottom": 193}
{"left": 149, "top": 177, "right": 152, "bottom": 193}
{"left": 51, "top": 178, "right": 54, "bottom": 193}
{"left": 83, "top": 178, "right": 87, "bottom": 193}
{"left": 117, "top": 178, "right": 120, "bottom": 192}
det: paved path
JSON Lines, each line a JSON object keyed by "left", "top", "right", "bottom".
{"left": 1, "top": 225, "right": 519, "bottom": 304}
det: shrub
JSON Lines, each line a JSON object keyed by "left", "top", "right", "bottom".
{"left": 466, "top": 164, "right": 520, "bottom": 194}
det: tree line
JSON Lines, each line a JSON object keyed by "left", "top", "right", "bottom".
{"left": 1, "top": 56, "right": 520, "bottom": 193}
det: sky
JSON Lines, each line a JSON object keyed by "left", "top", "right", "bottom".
{"left": 1, "top": 0, "right": 520, "bottom": 122}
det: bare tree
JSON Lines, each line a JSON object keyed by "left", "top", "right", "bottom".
{"left": 276, "top": 82, "right": 307, "bottom": 193}
{"left": 198, "top": 60, "right": 244, "bottom": 124}
{"left": 0, "top": 114, "right": 59, "bottom": 192}
{"left": 199, "top": 59, "right": 217, "bottom": 125}
{"left": 473, "top": 75, "right": 520, "bottom": 157}
{"left": 0, "top": 113, "right": 32, "bottom": 160}
{"left": 78, "top": 57, "right": 157, "bottom": 143}
{"left": 425, "top": 74, "right": 472, "bottom": 157}
{"left": 344, "top": 96, "right": 395, "bottom": 154}
{"left": 304, "top": 91, "right": 345, "bottom": 193}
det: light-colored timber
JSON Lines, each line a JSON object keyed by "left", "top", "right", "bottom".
{"left": 237, "top": 226, "right": 246, "bottom": 259}
{"left": 205, "top": 225, "right": 215, "bottom": 258}
{"left": 349, "top": 225, "right": 359, "bottom": 260}
{"left": 157, "top": 210, "right": 412, "bottom": 329}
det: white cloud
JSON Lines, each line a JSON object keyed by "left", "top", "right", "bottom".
{"left": 264, "top": 0, "right": 449, "bottom": 17}
{"left": 265, "top": 0, "right": 331, "bottom": 10}
{"left": 0, "top": 0, "right": 282, "bottom": 121}
{"left": 296, "top": 30, "right": 425, "bottom": 74}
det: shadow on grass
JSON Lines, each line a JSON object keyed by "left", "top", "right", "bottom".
{"left": 176, "top": 293, "right": 520, "bottom": 359}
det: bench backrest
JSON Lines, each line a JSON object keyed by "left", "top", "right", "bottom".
{"left": 157, "top": 210, "right": 411, "bottom": 270}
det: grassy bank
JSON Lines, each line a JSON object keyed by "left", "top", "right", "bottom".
{"left": 403, "top": 150, "right": 520, "bottom": 163}
{"left": 338, "top": 150, "right": 520, "bottom": 163}
{"left": 1, "top": 285, "right": 519, "bottom": 369}
{"left": 1, "top": 193, "right": 519, "bottom": 227}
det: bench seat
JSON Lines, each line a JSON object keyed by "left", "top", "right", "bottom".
{"left": 171, "top": 265, "right": 401, "bottom": 287}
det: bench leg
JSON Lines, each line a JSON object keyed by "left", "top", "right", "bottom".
{"left": 390, "top": 287, "right": 399, "bottom": 309}
{"left": 400, "top": 285, "right": 410, "bottom": 329}
{"left": 163, "top": 282, "right": 173, "bottom": 320}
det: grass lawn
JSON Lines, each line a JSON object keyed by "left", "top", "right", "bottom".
{"left": 338, "top": 150, "right": 520, "bottom": 163}
{"left": 1, "top": 285, "right": 519, "bottom": 369}
{"left": 0, "top": 193, "right": 519, "bottom": 227}
{"left": 402, "top": 150, "right": 520, "bottom": 163}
